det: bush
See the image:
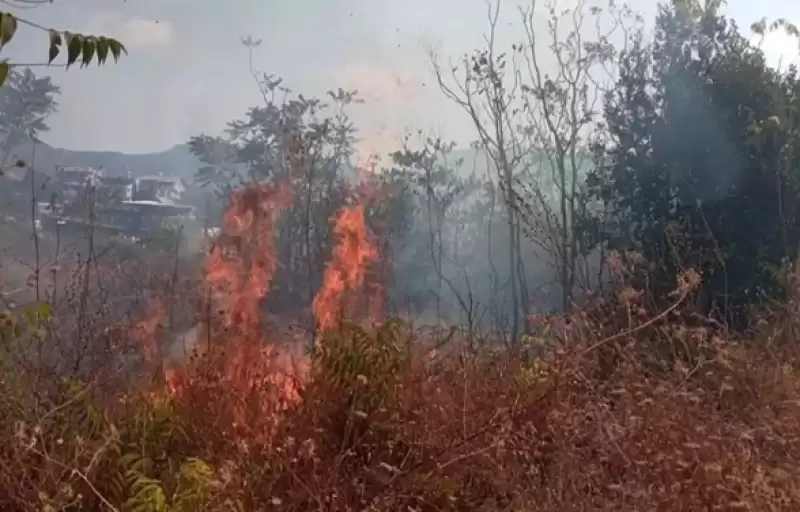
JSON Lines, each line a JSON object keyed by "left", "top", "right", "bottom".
{"left": 4, "top": 273, "right": 800, "bottom": 510}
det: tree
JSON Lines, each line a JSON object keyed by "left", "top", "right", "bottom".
{"left": 363, "top": 164, "right": 416, "bottom": 319}
{"left": 587, "top": 0, "right": 800, "bottom": 327}
{"left": 432, "top": 0, "right": 635, "bottom": 339}
{"left": 189, "top": 74, "right": 368, "bottom": 324}
{"left": 432, "top": 1, "right": 528, "bottom": 342}
{"left": 514, "top": 0, "right": 634, "bottom": 311}
{"left": 0, "top": 66, "right": 58, "bottom": 163}
{"left": 189, "top": 134, "right": 241, "bottom": 197}
{"left": 391, "top": 135, "right": 484, "bottom": 333}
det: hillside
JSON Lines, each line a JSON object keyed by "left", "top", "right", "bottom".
{"left": 3, "top": 139, "right": 478, "bottom": 185}
{"left": 4, "top": 139, "right": 202, "bottom": 183}
{"left": 0, "top": 138, "right": 590, "bottom": 195}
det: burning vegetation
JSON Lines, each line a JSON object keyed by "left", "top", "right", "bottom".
{"left": 5, "top": 0, "right": 800, "bottom": 510}
{"left": 3, "top": 169, "right": 800, "bottom": 511}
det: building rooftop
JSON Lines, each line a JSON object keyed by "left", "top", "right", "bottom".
{"left": 137, "top": 175, "right": 183, "bottom": 184}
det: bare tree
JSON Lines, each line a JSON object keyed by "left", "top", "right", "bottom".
{"left": 392, "top": 135, "right": 484, "bottom": 337}
{"left": 516, "top": 0, "right": 615, "bottom": 310}
{"left": 435, "top": 0, "right": 637, "bottom": 324}
{"left": 432, "top": 1, "right": 528, "bottom": 343}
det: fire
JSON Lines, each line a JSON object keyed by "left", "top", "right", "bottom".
{"left": 313, "top": 167, "right": 387, "bottom": 331}
{"left": 128, "top": 297, "right": 173, "bottom": 403}
{"left": 205, "top": 181, "right": 293, "bottom": 332}
{"left": 313, "top": 202, "right": 380, "bottom": 331}
{"left": 130, "top": 297, "right": 165, "bottom": 369}
{"left": 200, "top": 180, "right": 306, "bottom": 412}
{"left": 129, "top": 169, "right": 387, "bottom": 439}
{"left": 130, "top": 180, "right": 302, "bottom": 408}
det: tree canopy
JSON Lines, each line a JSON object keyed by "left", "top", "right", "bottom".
{"left": 585, "top": 1, "right": 800, "bottom": 326}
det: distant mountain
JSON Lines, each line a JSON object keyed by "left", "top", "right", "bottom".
{"left": 1, "top": 140, "right": 587, "bottom": 189}
{"left": 4, "top": 139, "right": 202, "bottom": 183}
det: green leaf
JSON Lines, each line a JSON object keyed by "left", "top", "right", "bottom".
{"left": 0, "top": 12, "right": 17, "bottom": 47}
{"left": 96, "top": 37, "right": 109, "bottom": 65}
{"left": 48, "top": 30, "right": 61, "bottom": 64}
{"left": 36, "top": 302, "right": 52, "bottom": 320}
{"left": 0, "top": 60, "right": 9, "bottom": 87}
{"left": 65, "top": 32, "right": 83, "bottom": 68}
{"left": 108, "top": 38, "right": 126, "bottom": 62}
{"left": 81, "top": 36, "right": 96, "bottom": 67}
{"left": 23, "top": 306, "right": 36, "bottom": 328}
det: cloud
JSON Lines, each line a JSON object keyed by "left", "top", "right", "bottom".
{"left": 83, "top": 12, "right": 175, "bottom": 51}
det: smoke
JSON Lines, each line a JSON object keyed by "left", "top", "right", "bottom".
{"left": 385, "top": 147, "right": 589, "bottom": 331}
{"left": 660, "top": 67, "right": 744, "bottom": 205}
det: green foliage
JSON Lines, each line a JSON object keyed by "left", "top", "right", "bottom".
{"left": 189, "top": 135, "right": 240, "bottom": 195}
{"left": 0, "top": 302, "right": 52, "bottom": 356}
{"left": 0, "top": 10, "right": 126, "bottom": 86}
{"left": 189, "top": 75, "right": 359, "bottom": 195}
{"left": 0, "top": 304, "right": 52, "bottom": 438}
{"left": 112, "top": 401, "right": 182, "bottom": 494}
{"left": 311, "top": 318, "right": 407, "bottom": 414}
{"left": 189, "top": 74, "right": 375, "bottom": 317}
{"left": 105, "top": 399, "right": 222, "bottom": 511}
{"left": 0, "top": 12, "right": 17, "bottom": 48}
{"left": 0, "top": 66, "right": 59, "bottom": 155}
{"left": 55, "top": 377, "right": 107, "bottom": 439}
{"left": 120, "top": 456, "right": 217, "bottom": 512}
{"left": 171, "top": 458, "right": 218, "bottom": 511}
{"left": 587, "top": 1, "right": 800, "bottom": 327}
{"left": 59, "top": 32, "right": 126, "bottom": 68}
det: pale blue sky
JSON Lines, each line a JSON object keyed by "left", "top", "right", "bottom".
{"left": 2, "top": 0, "right": 798, "bottom": 155}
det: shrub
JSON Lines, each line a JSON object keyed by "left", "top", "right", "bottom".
{"left": 4, "top": 274, "right": 800, "bottom": 510}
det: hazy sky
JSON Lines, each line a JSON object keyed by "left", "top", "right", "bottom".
{"left": 3, "top": 0, "right": 799, "bottom": 156}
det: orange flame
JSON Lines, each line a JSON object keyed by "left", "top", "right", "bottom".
{"left": 313, "top": 202, "right": 380, "bottom": 331}
{"left": 132, "top": 169, "right": 390, "bottom": 433}
{"left": 130, "top": 297, "right": 164, "bottom": 368}
{"left": 205, "top": 181, "right": 294, "bottom": 332}
{"left": 313, "top": 164, "right": 388, "bottom": 331}
{"left": 202, "top": 180, "right": 311, "bottom": 429}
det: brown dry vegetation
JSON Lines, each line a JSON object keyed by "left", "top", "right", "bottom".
{"left": 2, "top": 1, "right": 800, "bottom": 508}
{"left": 2, "top": 259, "right": 800, "bottom": 511}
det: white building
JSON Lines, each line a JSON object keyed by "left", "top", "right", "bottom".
{"left": 134, "top": 175, "right": 186, "bottom": 204}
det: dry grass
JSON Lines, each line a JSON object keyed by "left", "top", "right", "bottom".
{"left": 2, "top": 269, "right": 800, "bottom": 511}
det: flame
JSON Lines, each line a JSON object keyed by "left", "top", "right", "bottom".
{"left": 359, "top": 166, "right": 387, "bottom": 324}
{"left": 129, "top": 298, "right": 173, "bottom": 404}
{"left": 129, "top": 168, "right": 391, "bottom": 440}
{"left": 313, "top": 173, "right": 382, "bottom": 331}
{"left": 145, "top": 181, "right": 304, "bottom": 412}
{"left": 205, "top": 181, "right": 294, "bottom": 332}
{"left": 200, "top": 181, "right": 307, "bottom": 410}
{"left": 130, "top": 298, "right": 165, "bottom": 368}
